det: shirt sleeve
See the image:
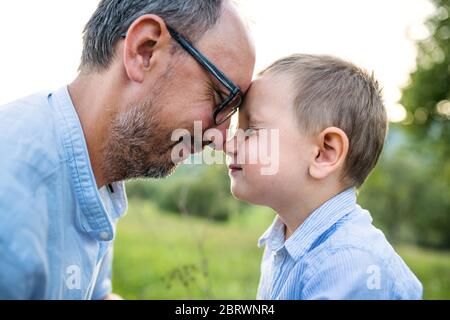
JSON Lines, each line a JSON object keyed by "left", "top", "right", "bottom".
{"left": 301, "top": 247, "right": 396, "bottom": 300}
{"left": 0, "top": 167, "right": 47, "bottom": 300}
{"left": 91, "top": 244, "right": 114, "bottom": 300}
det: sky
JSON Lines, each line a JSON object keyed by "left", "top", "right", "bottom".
{"left": 0, "top": 0, "right": 435, "bottom": 122}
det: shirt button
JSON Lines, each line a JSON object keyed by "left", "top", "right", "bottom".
{"left": 99, "top": 232, "right": 110, "bottom": 241}
{"left": 274, "top": 253, "right": 283, "bottom": 263}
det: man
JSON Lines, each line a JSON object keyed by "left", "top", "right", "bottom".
{"left": 0, "top": 0, "right": 254, "bottom": 299}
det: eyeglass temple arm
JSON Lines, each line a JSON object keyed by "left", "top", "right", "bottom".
{"left": 166, "top": 27, "right": 239, "bottom": 93}
{"left": 120, "top": 29, "right": 239, "bottom": 95}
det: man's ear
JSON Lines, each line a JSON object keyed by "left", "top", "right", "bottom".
{"left": 123, "top": 14, "right": 171, "bottom": 83}
{"left": 309, "top": 127, "right": 349, "bottom": 180}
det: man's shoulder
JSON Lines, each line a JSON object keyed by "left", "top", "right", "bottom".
{"left": 0, "top": 91, "right": 64, "bottom": 180}
{"left": 0, "top": 91, "right": 64, "bottom": 231}
{"left": 0, "top": 91, "right": 59, "bottom": 138}
{"left": 0, "top": 91, "right": 53, "bottom": 126}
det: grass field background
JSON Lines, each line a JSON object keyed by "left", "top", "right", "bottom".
{"left": 112, "top": 199, "right": 450, "bottom": 300}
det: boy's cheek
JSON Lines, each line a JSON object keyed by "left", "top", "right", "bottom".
{"left": 242, "top": 136, "right": 268, "bottom": 165}
{"left": 234, "top": 135, "right": 280, "bottom": 179}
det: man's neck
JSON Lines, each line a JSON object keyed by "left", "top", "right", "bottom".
{"left": 68, "top": 73, "right": 114, "bottom": 189}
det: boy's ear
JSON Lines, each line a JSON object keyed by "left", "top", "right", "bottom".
{"left": 123, "top": 14, "right": 171, "bottom": 83}
{"left": 309, "top": 127, "right": 349, "bottom": 180}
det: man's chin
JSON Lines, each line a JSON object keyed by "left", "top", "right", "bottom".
{"left": 142, "top": 161, "right": 178, "bottom": 180}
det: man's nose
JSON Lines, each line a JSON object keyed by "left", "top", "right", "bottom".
{"left": 205, "top": 117, "right": 231, "bottom": 151}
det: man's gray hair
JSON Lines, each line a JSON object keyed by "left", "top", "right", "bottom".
{"left": 80, "top": 0, "right": 224, "bottom": 71}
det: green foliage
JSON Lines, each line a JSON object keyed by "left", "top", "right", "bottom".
{"left": 359, "top": 132, "right": 450, "bottom": 248}
{"left": 397, "top": 245, "right": 450, "bottom": 299}
{"left": 113, "top": 200, "right": 274, "bottom": 299}
{"left": 389, "top": 0, "right": 450, "bottom": 249}
{"left": 126, "top": 165, "right": 247, "bottom": 222}
{"left": 400, "top": 0, "right": 450, "bottom": 155}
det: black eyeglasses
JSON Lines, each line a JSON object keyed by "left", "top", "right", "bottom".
{"left": 120, "top": 26, "right": 243, "bottom": 126}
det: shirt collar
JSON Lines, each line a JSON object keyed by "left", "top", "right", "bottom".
{"left": 258, "top": 188, "right": 357, "bottom": 261}
{"left": 258, "top": 216, "right": 286, "bottom": 252}
{"left": 52, "top": 86, "right": 128, "bottom": 241}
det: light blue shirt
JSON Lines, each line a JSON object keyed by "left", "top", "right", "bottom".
{"left": 0, "top": 87, "right": 128, "bottom": 299}
{"left": 257, "top": 188, "right": 423, "bottom": 300}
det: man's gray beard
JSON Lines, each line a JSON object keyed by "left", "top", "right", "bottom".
{"left": 100, "top": 99, "right": 177, "bottom": 183}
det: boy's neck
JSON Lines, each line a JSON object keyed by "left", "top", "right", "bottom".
{"left": 277, "top": 184, "right": 349, "bottom": 241}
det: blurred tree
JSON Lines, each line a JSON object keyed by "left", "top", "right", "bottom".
{"left": 401, "top": 0, "right": 449, "bottom": 156}
{"left": 390, "top": 0, "right": 450, "bottom": 248}
{"left": 360, "top": 140, "right": 450, "bottom": 248}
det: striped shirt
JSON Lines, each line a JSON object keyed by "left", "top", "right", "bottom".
{"left": 257, "top": 188, "right": 423, "bottom": 300}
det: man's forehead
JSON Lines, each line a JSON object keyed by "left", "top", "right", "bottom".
{"left": 197, "top": 1, "right": 255, "bottom": 92}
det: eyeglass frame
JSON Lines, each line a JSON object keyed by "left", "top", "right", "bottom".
{"left": 120, "top": 25, "right": 243, "bottom": 126}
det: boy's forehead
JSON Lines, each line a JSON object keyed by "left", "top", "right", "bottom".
{"left": 241, "top": 73, "right": 291, "bottom": 119}
{"left": 242, "top": 76, "right": 270, "bottom": 111}
{"left": 240, "top": 80, "right": 262, "bottom": 119}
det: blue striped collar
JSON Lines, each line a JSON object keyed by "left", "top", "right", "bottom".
{"left": 258, "top": 188, "right": 357, "bottom": 261}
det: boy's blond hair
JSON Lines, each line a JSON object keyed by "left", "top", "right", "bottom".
{"left": 261, "top": 54, "right": 388, "bottom": 187}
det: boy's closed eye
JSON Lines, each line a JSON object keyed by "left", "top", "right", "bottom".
{"left": 245, "top": 125, "right": 263, "bottom": 138}
{"left": 246, "top": 127, "right": 257, "bottom": 135}
{"left": 241, "top": 113, "right": 263, "bottom": 135}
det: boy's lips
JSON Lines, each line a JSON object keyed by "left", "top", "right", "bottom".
{"left": 228, "top": 164, "right": 243, "bottom": 173}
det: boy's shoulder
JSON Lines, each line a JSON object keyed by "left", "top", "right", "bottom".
{"left": 300, "top": 206, "right": 423, "bottom": 299}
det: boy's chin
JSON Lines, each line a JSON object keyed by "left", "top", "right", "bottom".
{"left": 230, "top": 183, "right": 257, "bottom": 204}
{"left": 230, "top": 183, "right": 245, "bottom": 201}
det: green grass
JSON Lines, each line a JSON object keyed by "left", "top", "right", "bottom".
{"left": 113, "top": 200, "right": 274, "bottom": 299}
{"left": 397, "top": 246, "right": 450, "bottom": 299}
{"left": 113, "top": 199, "right": 450, "bottom": 300}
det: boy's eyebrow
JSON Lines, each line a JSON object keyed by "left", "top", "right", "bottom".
{"left": 242, "top": 106, "right": 256, "bottom": 123}
{"left": 245, "top": 107, "right": 263, "bottom": 124}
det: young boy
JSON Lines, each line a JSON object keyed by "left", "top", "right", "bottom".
{"left": 225, "top": 54, "right": 423, "bottom": 300}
